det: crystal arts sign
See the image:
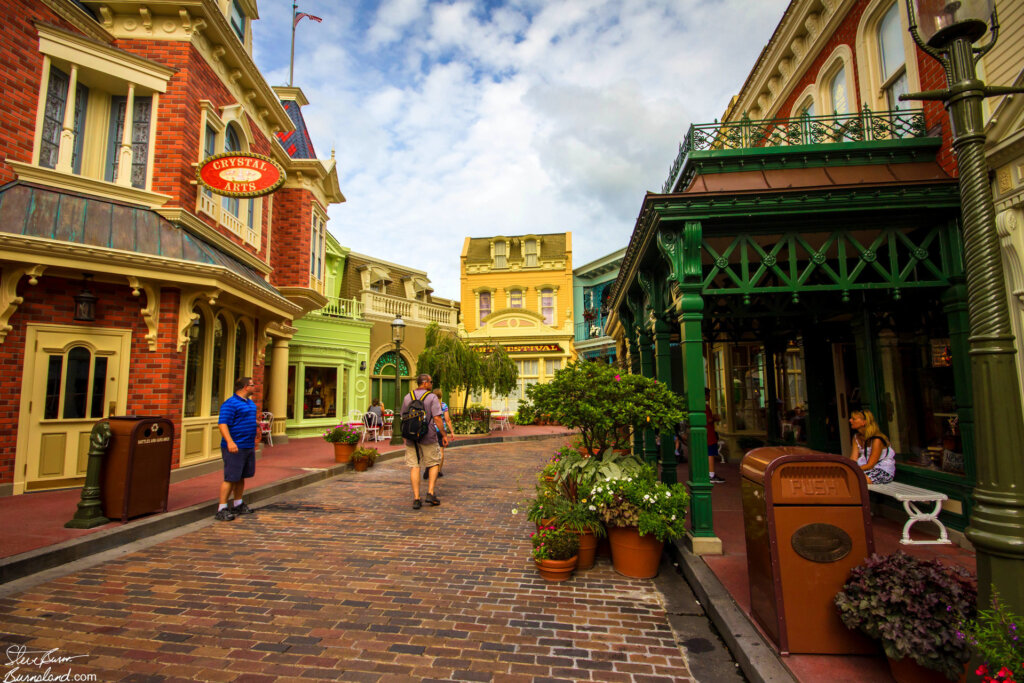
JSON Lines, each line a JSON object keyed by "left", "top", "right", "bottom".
{"left": 196, "top": 152, "right": 286, "bottom": 197}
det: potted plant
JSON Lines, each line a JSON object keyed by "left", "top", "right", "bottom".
{"left": 590, "top": 465, "right": 689, "bottom": 578}
{"left": 834, "top": 551, "right": 976, "bottom": 682}
{"left": 531, "top": 525, "right": 580, "bottom": 582}
{"left": 959, "top": 589, "right": 1022, "bottom": 683}
{"left": 526, "top": 361, "right": 684, "bottom": 455}
{"left": 351, "top": 446, "right": 376, "bottom": 472}
{"left": 323, "top": 423, "right": 361, "bottom": 462}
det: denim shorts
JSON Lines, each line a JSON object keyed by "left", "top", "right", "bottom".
{"left": 222, "top": 446, "right": 256, "bottom": 482}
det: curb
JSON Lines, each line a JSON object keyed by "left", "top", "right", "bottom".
{"left": 666, "top": 540, "right": 798, "bottom": 683}
{"left": 0, "top": 431, "right": 575, "bottom": 585}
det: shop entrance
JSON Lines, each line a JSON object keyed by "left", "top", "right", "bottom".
{"left": 17, "top": 324, "right": 131, "bottom": 493}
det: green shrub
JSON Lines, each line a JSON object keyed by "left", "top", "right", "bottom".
{"left": 531, "top": 526, "right": 580, "bottom": 561}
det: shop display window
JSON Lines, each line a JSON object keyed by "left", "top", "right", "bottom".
{"left": 730, "top": 344, "right": 766, "bottom": 432}
{"left": 303, "top": 367, "right": 337, "bottom": 419}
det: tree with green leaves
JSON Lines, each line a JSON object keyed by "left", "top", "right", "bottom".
{"left": 416, "top": 323, "right": 517, "bottom": 411}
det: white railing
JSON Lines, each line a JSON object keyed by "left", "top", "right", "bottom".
{"left": 196, "top": 191, "right": 259, "bottom": 248}
{"left": 319, "top": 296, "right": 364, "bottom": 319}
{"left": 362, "top": 292, "right": 458, "bottom": 326}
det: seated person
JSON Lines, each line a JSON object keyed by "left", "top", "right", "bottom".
{"left": 847, "top": 408, "right": 895, "bottom": 484}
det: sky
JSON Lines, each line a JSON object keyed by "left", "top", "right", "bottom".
{"left": 252, "top": 0, "right": 791, "bottom": 299}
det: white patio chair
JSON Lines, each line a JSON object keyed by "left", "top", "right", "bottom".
{"left": 259, "top": 411, "right": 274, "bottom": 446}
{"left": 361, "top": 412, "right": 382, "bottom": 444}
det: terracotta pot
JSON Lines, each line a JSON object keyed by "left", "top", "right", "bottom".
{"left": 613, "top": 448, "right": 631, "bottom": 455}
{"left": 577, "top": 531, "right": 598, "bottom": 570}
{"left": 535, "top": 555, "right": 578, "bottom": 582}
{"left": 607, "top": 525, "right": 664, "bottom": 579}
{"left": 352, "top": 458, "right": 369, "bottom": 472}
{"left": 367, "top": 458, "right": 375, "bottom": 467}
{"left": 333, "top": 442, "right": 355, "bottom": 463}
{"left": 887, "top": 657, "right": 946, "bottom": 683}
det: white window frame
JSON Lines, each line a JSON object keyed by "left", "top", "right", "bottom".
{"left": 855, "top": 0, "right": 923, "bottom": 113}
{"left": 815, "top": 46, "right": 857, "bottom": 116}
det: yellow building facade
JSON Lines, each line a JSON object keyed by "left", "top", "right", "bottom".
{"left": 459, "top": 233, "right": 575, "bottom": 412}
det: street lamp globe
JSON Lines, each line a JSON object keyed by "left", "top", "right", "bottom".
{"left": 909, "top": 0, "right": 993, "bottom": 47}
{"left": 391, "top": 314, "right": 406, "bottom": 344}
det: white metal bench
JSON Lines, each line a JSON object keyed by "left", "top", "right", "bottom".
{"left": 867, "top": 481, "right": 952, "bottom": 545}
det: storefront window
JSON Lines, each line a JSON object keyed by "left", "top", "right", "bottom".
{"left": 210, "top": 315, "right": 226, "bottom": 416}
{"left": 730, "top": 344, "right": 766, "bottom": 432}
{"left": 894, "top": 336, "right": 963, "bottom": 475}
{"left": 233, "top": 320, "right": 247, "bottom": 385}
{"left": 303, "top": 366, "right": 337, "bottom": 419}
{"left": 286, "top": 365, "right": 296, "bottom": 420}
{"left": 183, "top": 309, "right": 204, "bottom": 418}
{"left": 775, "top": 344, "right": 808, "bottom": 442}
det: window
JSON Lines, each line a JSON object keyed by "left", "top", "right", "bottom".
{"left": 202, "top": 125, "right": 217, "bottom": 199}
{"left": 229, "top": 0, "right": 246, "bottom": 42}
{"left": 507, "top": 360, "right": 539, "bottom": 411}
{"left": 545, "top": 359, "right": 560, "bottom": 378}
{"left": 303, "top": 367, "right": 337, "bottom": 419}
{"left": 42, "top": 346, "right": 107, "bottom": 420}
{"left": 210, "top": 315, "right": 227, "bottom": 416}
{"left": 830, "top": 66, "right": 849, "bottom": 114}
{"left": 233, "top": 320, "right": 249, "bottom": 385}
{"left": 878, "top": 3, "right": 909, "bottom": 110}
{"left": 494, "top": 241, "right": 507, "bottom": 269}
{"left": 222, "top": 125, "right": 241, "bottom": 218}
{"left": 798, "top": 99, "right": 815, "bottom": 117}
{"left": 479, "top": 291, "right": 492, "bottom": 321}
{"left": 183, "top": 309, "right": 205, "bottom": 418}
{"left": 541, "top": 288, "right": 554, "bottom": 325}
{"left": 524, "top": 239, "right": 538, "bottom": 267}
{"left": 196, "top": 108, "right": 262, "bottom": 247}
{"left": 40, "top": 68, "right": 87, "bottom": 174}
{"left": 310, "top": 210, "right": 325, "bottom": 285}
{"left": 104, "top": 94, "right": 152, "bottom": 188}
{"left": 510, "top": 289, "right": 523, "bottom": 309}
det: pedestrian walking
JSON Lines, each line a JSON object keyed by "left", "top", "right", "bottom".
{"left": 706, "top": 388, "right": 725, "bottom": 484}
{"left": 401, "top": 373, "right": 448, "bottom": 509}
{"left": 424, "top": 387, "right": 456, "bottom": 479}
{"left": 216, "top": 376, "right": 260, "bottom": 521}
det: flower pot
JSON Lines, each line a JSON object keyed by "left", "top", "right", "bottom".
{"left": 352, "top": 458, "right": 369, "bottom": 472}
{"left": 607, "top": 525, "right": 663, "bottom": 579}
{"left": 333, "top": 443, "right": 354, "bottom": 463}
{"left": 367, "top": 458, "right": 375, "bottom": 468}
{"left": 577, "top": 531, "right": 598, "bottom": 570}
{"left": 535, "top": 556, "right": 578, "bottom": 582}
{"left": 887, "top": 656, "right": 946, "bottom": 683}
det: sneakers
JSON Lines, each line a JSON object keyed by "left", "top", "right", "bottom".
{"left": 424, "top": 493, "right": 441, "bottom": 506}
{"left": 412, "top": 499, "right": 422, "bottom": 510}
{"left": 231, "top": 502, "right": 254, "bottom": 515}
{"left": 214, "top": 508, "right": 235, "bottom": 521}
{"left": 710, "top": 474, "right": 726, "bottom": 484}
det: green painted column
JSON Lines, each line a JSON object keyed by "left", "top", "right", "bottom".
{"left": 679, "top": 290, "right": 714, "bottom": 541}
{"left": 636, "top": 327, "right": 659, "bottom": 465}
{"left": 654, "top": 316, "right": 678, "bottom": 484}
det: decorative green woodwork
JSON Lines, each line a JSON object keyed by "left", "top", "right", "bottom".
{"left": 700, "top": 225, "right": 960, "bottom": 302}
{"left": 663, "top": 107, "right": 927, "bottom": 192}
{"left": 373, "top": 350, "right": 408, "bottom": 376}
{"left": 635, "top": 325, "right": 658, "bottom": 465}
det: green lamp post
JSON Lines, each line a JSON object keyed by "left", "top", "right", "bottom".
{"left": 902, "top": 0, "right": 1024, "bottom": 615}
{"left": 390, "top": 314, "right": 406, "bottom": 446}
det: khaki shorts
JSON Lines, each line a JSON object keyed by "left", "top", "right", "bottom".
{"left": 405, "top": 442, "right": 442, "bottom": 468}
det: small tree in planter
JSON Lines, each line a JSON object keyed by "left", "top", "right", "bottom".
{"left": 526, "top": 361, "right": 684, "bottom": 455}
{"left": 834, "top": 551, "right": 977, "bottom": 681}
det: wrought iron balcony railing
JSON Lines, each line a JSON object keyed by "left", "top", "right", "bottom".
{"left": 575, "top": 319, "right": 609, "bottom": 342}
{"left": 662, "top": 106, "right": 927, "bottom": 193}
{"left": 316, "top": 296, "right": 364, "bottom": 320}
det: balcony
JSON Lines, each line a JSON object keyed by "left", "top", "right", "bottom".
{"left": 663, "top": 107, "right": 927, "bottom": 193}
{"left": 314, "top": 296, "right": 364, "bottom": 320}
{"left": 575, "top": 318, "right": 609, "bottom": 343}
{"left": 361, "top": 291, "right": 458, "bottom": 327}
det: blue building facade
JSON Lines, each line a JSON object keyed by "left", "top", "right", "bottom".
{"left": 572, "top": 248, "right": 625, "bottom": 363}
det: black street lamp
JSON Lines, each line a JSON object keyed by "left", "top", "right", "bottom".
{"left": 389, "top": 314, "right": 406, "bottom": 446}
{"left": 903, "top": 0, "right": 1024, "bottom": 615}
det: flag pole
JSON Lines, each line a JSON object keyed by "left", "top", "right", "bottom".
{"left": 289, "top": 0, "right": 298, "bottom": 87}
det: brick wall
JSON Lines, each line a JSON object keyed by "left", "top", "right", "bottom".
{"left": 269, "top": 187, "right": 314, "bottom": 288}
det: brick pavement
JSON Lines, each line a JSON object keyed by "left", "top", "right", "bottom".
{"left": 0, "top": 436, "right": 698, "bottom": 683}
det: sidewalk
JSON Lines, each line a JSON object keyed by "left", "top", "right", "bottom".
{"left": 0, "top": 424, "right": 572, "bottom": 583}
{"left": 666, "top": 458, "right": 977, "bottom": 683}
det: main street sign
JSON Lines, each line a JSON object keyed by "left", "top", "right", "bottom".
{"left": 196, "top": 152, "right": 286, "bottom": 198}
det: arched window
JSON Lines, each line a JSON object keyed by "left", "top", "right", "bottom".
{"left": 210, "top": 315, "right": 227, "bottom": 416}
{"left": 233, "top": 319, "right": 249, "bottom": 384}
{"left": 877, "top": 3, "right": 909, "bottom": 109}
{"left": 830, "top": 66, "right": 849, "bottom": 114}
{"left": 183, "top": 308, "right": 205, "bottom": 418}
{"left": 222, "top": 125, "right": 241, "bottom": 218}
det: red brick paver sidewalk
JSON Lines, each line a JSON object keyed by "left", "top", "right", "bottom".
{"left": 0, "top": 437, "right": 696, "bottom": 682}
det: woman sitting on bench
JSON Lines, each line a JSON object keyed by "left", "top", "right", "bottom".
{"left": 848, "top": 408, "right": 896, "bottom": 484}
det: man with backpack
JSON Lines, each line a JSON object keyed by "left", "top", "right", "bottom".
{"left": 400, "top": 373, "right": 449, "bottom": 509}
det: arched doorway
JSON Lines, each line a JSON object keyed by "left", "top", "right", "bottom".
{"left": 371, "top": 350, "right": 411, "bottom": 410}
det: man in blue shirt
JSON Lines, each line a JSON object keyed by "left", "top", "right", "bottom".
{"left": 216, "top": 376, "right": 260, "bottom": 521}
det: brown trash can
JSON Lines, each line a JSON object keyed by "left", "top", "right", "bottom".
{"left": 740, "top": 446, "right": 877, "bottom": 655}
{"left": 101, "top": 417, "right": 175, "bottom": 522}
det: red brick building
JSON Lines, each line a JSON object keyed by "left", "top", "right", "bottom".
{"left": 0, "top": 0, "right": 342, "bottom": 495}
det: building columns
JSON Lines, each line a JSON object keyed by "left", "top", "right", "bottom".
{"left": 268, "top": 338, "right": 290, "bottom": 444}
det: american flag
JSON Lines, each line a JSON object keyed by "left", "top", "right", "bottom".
{"left": 294, "top": 12, "right": 323, "bottom": 27}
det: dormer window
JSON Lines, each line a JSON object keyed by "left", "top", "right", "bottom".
{"left": 524, "top": 239, "right": 538, "bottom": 267}
{"left": 229, "top": 0, "right": 247, "bottom": 42}
{"left": 494, "top": 241, "right": 507, "bottom": 269}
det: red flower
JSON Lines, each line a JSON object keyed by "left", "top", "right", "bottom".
{"left": 977, "top": 666, "right": 989, "bottom": 676}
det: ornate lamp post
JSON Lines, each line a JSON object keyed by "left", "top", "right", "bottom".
{"left": 903, "top": 0, "right": 1024, "bottom": 614}
{"left": 389, "top": 314, "right": 406, "bottom": 446}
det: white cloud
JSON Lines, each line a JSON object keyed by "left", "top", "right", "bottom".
{"left": 253, "top": 0, "right": 789, "bottom": 298}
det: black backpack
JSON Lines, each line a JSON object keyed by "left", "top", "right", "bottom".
{"left": 400, "top": 390, "right": 432, "bottom": 442}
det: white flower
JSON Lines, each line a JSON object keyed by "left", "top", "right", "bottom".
{"left": 665, "top": 492, "right": 671, "bottom": 498}
{"left": 588, "top": 505, "right": 597, "bottom": 511}
{"left": 671, "top": 515, "right": 676, "bottom": 521}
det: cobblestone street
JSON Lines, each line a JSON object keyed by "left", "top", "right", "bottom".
{"left": 0, "top": 437, "right": 732, "bottom": 682}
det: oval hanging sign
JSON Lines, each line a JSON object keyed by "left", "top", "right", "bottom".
{"left": 196, "top": 152, "right": 286, "bottom": 198}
